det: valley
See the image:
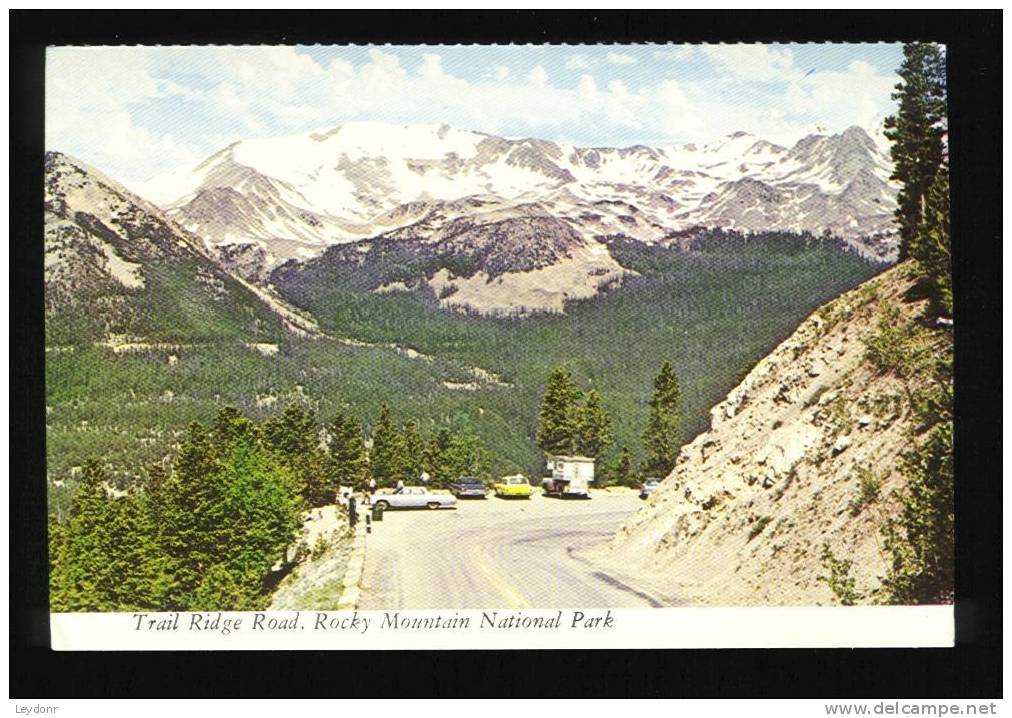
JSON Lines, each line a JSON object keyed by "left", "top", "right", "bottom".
{"left": 44, "top": 122, "right": 891, "bottom": 511}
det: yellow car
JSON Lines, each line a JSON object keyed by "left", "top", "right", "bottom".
{"left": 494, "top": 474, "right": 532, "bottom": 498}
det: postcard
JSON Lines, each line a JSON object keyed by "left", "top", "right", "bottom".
{"left": 44, "top": 42, "right": 953, "bottom": 650}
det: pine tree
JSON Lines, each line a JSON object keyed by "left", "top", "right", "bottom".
{"left": 205, "top": 436, "right": 303, "bottom": 607}
{"left": 643, "top": 362, "right": 683, "bottom": 477}
{"left": 445, "top": 427, "right": 492, "bottom": 480}
{"left": 263, "top": 403, "right": 334, "bottom": 506}
{"left": 424, "top": 427, "right": 454, "bottom": 487}
{"left": 882, "top": 420, "right": 954, "bottom": 604}
{"left": 152, "top": 421, "right": 224, "bottom": 607}
{"left": 401, "top": 420, "right": 426, "bottom": 483}
{"left": 917, "top": 163, "right": 952, "bottom": 315}
{"left": 327, "top": 412, "right": 369, "bottom": 492}
{"left": 369, "top": 404, "right": 405, "bottom": 488}
{"left": 883, "top": 43, "right": 947, "bottom": 260}
{"left": 49, "top": 460, "right": 112, "bottom": 611}
{"left": 613, "top": 446, "right": 636, "bottom": 487}
{"left": 536, "top": 368, "right": 584, "bottom": 456}
{"left": 575, "top": 389, "right": 612, "bottom": 458}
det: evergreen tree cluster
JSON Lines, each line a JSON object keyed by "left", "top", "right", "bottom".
{"left": 872, "top": 42, "right": 954, "bottom": 604}
{"left": 49, "top": 398, "right": 497, "bottom": 611}
{"left": 534, "top": 363, "right": 682, "bottom": 486}
{"left": 884, "top": 42, "right": 951, "bottom": 314}
{"left": 535, "top": 368, "right": 613, "bottom": 459}
{"left": 49, "top": 402, "right": 372, "bottom": 611}
{"left": 50, "top": 412, "right": 305, "bottom": 612}
{"left": 369, "top": 404, "right": 492, "bottom": 488}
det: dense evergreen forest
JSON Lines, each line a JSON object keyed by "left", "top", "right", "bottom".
{"left": 47, "top": 229, "right": 882, "bottom": 505}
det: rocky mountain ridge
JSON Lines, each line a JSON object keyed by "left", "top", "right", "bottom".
{"left": 135, "top": 122, "right": 900, "bottom": 294}
{"left": 44, "top": 151, "right": 319, "bottom": 343}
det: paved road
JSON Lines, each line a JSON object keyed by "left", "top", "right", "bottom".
{"left": 359, "top": 492, "right": 663, "bottom": 609}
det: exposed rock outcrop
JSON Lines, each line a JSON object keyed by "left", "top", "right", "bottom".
{"left": 590, "top": 263, "right": 950, "bottom": 605}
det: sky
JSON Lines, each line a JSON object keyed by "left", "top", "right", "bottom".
{"left": 46, "top": 43, "right": 905, "bottom": 184}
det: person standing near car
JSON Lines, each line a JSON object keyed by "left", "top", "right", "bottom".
{"left": 395, "top": 478, "right": 404, "bottom": 494}
{"left": 420, "top": 471, "right": 430, "bottom": 488}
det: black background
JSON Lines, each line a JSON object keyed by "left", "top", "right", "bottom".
{"left": 10, "top": 10, "right": 1001, "bottom": 698}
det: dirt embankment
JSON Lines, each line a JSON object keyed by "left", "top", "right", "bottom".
{"left": 269, "top": 505, "right": 353, "bottom": 610}
{"left": 590, "top": 263, "right": 947, "bottom": 605}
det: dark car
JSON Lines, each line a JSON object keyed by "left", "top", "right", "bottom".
{"left": 451, "top": 476, "right": 488, "bottom": 499}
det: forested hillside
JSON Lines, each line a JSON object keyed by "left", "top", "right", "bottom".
{"left": 47, "top": 228, "right": 881, "bottom": 505}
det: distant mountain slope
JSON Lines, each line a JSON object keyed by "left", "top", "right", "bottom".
{"left": 44, "top": 151, "right": 319, "bottom": 344}
{"left": 588, "top": 263, "right": 951, "bottom": 605}
{"left": 272, "top": 205, "right": 631, "bottom": 316}
{"left": 135, "top": 122, "right": 899, "bottom": 288}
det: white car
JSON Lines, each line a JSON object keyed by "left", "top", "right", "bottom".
{"left": 373, "top": 486, "right": 457, "bottom": 510}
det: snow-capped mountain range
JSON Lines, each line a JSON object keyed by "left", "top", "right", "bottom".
{"left": 135, "top": 122, "right": 899, "bottom": 286}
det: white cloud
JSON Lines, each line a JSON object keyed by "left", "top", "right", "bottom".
{"left": 565, "top": 55, "right": 594, "bottom": 71}
{"left": 653, "top": 46, "right": 695, "bottom": 62}
{"left": 606, "top": 52, "right": 637, "bottom": 66}
{"left": 421, "top": 53, "right": 444, "bottom": 81}
{"left": 45, "top": 45, "right": 901, "bottom": 183}
{"left": 784, "top": 60, "right": 896, "bottom": 129}
{"left": 45, "top": 47, "right": 199, "bottom": 180}
{"left": 703, "top": 44, "right": 797, "bottom": 82}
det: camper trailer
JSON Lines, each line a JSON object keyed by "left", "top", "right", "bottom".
{"left": 541, "top": 455, "right": 595, "bottom": 498}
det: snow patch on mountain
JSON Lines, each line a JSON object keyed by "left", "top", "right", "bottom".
{"left": 134, "top": 122, "right": 899, "bottom": 277}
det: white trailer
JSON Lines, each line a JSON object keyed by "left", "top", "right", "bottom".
{"left": 541, "top": 455, "right": 595, "bottom": 498}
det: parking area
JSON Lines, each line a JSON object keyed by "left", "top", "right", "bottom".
{"left": 358, "top": 489, "right": 660, "bottom": 609}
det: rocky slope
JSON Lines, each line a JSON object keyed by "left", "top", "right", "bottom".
{"left": 135, "top": 122, "right": 899, "bottom": 297}
{"left": 272, "top": 206, "right": 631, "bottom": 316}
{"left": 589, "top": 263, "right": 951, "bottom": 605}
{"left": 44, "top": 151, "right": 319, "bottom": 342}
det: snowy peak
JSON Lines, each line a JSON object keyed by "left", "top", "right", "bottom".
{"left": 782, "top": 126, "right": 891, "bottom": 189}
{"left": 133, "top": 121, "right": 899, "bottom": 276}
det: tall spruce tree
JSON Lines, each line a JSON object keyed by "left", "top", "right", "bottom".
{"left": 263, "top": 403, "right": 330, "bottom": 505}
{"left": 369, "top": 404, "right": 405, "bottom": 487}
{"left": 155, "top": 409, "right": 302, "bottom": 609}
{"left": 918, "top": 163, "right": 952, "bottom": 314}
{"left": 444, "top": 427, "right": 492, "bottom": 480}
{"left": 536, "top": 368, "right": 583, "bottom": 456}
{"left": 424, "top": 427, "right": 454, "bottom": 487}
{"left": 49, "top": 460, "right": 113, "bottom": 611}
{"left": 153, "top": 421, "right": 221, "bottom": 606}
{"left": 401, "top": 420, "right": 426, "bottom": 483}
{"left": 575, "top": 389, "right": 613, "bottom": 458}
{"left": 883, "top": 43, "right": 947, "bottom": 260}
{"left": 615, "top": 447, "right": 637, "bottom": 487}
{"left": 643, "top": 362, "right": 683, "bottom": 477}
{"left": 327, "top": 412, "right": 369, "bottom": 492}
{"left": 50, "top": 461, "right": 174, "bottom": 611}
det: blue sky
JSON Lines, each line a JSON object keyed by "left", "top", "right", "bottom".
{"left": 46, "top": 43, "right": 904, "bottom": 183}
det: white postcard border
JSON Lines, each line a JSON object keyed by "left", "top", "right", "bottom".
{"left": 50, "top": 605, "right": 953, "bottom": 651}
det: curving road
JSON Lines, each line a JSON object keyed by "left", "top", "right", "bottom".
{"left": 358, "top": 491, "right": 665, "bottom": 609}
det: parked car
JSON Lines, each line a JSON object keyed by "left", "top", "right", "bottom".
{"left": 639, "top": 478, "right": 661, "bottom": 500}
{"left": 494, "top": 474, "right": 532, "bottom": 498}
{"left": 451, "top": 476, "right": 488, "bottom": 499}
{"left": 373, "top": 486, "right": 458, "bottom": 510}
